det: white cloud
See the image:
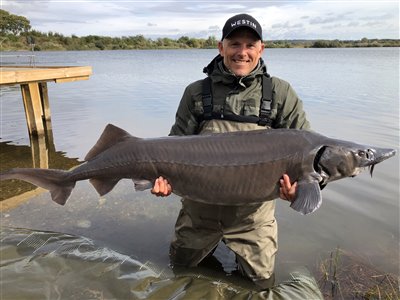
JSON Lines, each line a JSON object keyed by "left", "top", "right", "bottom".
{"left": 1, "top": 0, "right": 398, "bottom": 39}
{"left": 252, "top": 1, "right": 399, "bottom": 39}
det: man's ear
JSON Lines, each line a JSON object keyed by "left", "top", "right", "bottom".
{"left": 259, "top": 41, "right": 265, "bottom": 54}
{"left": 218, "top": 41, "right": 224, "bottom": 56}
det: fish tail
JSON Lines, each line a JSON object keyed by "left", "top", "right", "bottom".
{"left": 0, "top": 168, "right": 75, "bottom": 205}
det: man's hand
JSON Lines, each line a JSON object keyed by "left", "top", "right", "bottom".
{"left": 279, "top": 174, "right": 297, "bottom": 202}
{"left": 151, "top": 176, "right": 172, "bottom": 197}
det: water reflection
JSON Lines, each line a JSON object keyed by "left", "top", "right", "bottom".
{"left": 1, "top": 227, "right": 324, "bottom": 299}
{"left": 0, "top": 49, "right": 398, "bottom": 297}
{"left": 0, "top": 132, "right": 80, "bottom": 203}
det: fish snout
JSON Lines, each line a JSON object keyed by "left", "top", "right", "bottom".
{"left": 362, "top": 148, "right": 396, "bottom": 177}
{"left": 370, "top": 148, "right": 397, "bottom": 165}
{"left": 358, "top": 147, "right": 396, "bottom": 167}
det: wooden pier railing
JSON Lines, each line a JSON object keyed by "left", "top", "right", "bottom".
{"left": 0, "top": 66, "right": 92, "bottom": 136}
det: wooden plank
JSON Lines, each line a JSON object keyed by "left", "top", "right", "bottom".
{"left": 2, "top": 65, "right": 84, "bottom": 69}
{"left": 0, "top": 188, "right": 45, "bottom": 212}
{"left": 31, "top": 135, "right": 49, "bottom": 169}
{"left": 28, "top": 83, "right": 45, "bottom": 135}
{"left": 20, "top": 83, "right": 45, "bottom": 135}
{"left": 0, "top": 66, "right": 92, "bottom": 85}
{"left": 21, "top": 84, "right": 35, "bottom": 135}
{"left": 2, "top": 65, "right": 92, "bottom": 138}
{"left": 39, "top": 82, "right": 51, "bottom": 122}
{"left": 55, "top": 75, "right": 90, "bottom": 83}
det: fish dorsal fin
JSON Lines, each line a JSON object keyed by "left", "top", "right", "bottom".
{"left": 290, "top": 181, "right": 322, "bottom": 215}
{"left": 85, "top": 124, "right": 132, "bottom": 161}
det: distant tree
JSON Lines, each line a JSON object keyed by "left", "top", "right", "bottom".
{"left": 187, "top": 37, "right": 200, "bottom": 48}
{"left": 156, "top": 37, "right": 175, "bottom": 48}
{"left": 95, "top": 41, "right": 105, "bottom": 50}
{"left": 28, "top": 29, "right": 45, "bottom": 37}
{"left": 311, "top": 40, "right": 328, "bottom": 48}
{"left": 204, "top": 36, "right": 217, "bottom": 48}
{"left": 177, "top": 36, "right": 190, "bottom": 47}
{"left": 129, "top": 35, "right": 148, "bottom": 48}
{"left": 0, "top": 9, "right": 31, "bottom": 35}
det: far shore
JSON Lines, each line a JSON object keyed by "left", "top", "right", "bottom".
{"left": 1, "top": 34, "right": 399, "bottom": 52}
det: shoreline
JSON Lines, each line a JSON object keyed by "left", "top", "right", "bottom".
{"left": 1, "top": 44, "right": 400, "bottom": 53}
{"left": 1, "top": 36, "right": 399, "bottom": 52}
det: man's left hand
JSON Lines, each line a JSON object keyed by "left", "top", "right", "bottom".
{"left": 279, "top": 174, "right": 297, "bottom": 202}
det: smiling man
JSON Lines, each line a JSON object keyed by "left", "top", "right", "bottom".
{"left": 218, "top": 16, "right": 264, "bottom": 77}
{"left": 152, "top": 14, "right": 310, "bottom": 289}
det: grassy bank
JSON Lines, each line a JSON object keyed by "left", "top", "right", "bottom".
{"left": 316, "top": 247, "right": 399, "bottom": 299}
{"left": 1, "top": 33, "right": 399, "bottom": 52}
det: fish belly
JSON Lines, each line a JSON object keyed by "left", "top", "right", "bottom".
{"left": 155, "top": 161, "right": 285, "bottom": 205}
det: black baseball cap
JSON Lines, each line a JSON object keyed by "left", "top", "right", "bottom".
{"left": 221, "top": 14, "right": 262, "bottom": 41}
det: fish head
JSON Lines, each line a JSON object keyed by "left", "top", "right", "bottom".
{"left": 315, "top": 143, "right": 396, "bottom": 184}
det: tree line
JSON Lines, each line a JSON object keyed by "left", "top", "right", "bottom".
{"left": 1, "top": 9, "right": 399, "bottom": 51}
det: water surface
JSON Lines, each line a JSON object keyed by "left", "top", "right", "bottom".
{"left": 1, "top": 48, "right": 399, "bottom": 283}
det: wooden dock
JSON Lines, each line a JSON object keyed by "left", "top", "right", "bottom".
{"left": 0, "top": 66, "right": 92, "bottom": 136}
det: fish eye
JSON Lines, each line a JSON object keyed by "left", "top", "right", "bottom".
{"left": 357, "top": 150, "right": 370, "bottom": 159}
{"left": 358, "top": 150, "right": 367, "bottom": 158}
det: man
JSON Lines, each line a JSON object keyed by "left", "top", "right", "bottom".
{"left": 152, "top": 13, "right": 310, "bottom": 288}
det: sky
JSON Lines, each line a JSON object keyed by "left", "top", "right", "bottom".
{"left": 2, "top": 0, "right": 399, "bottom": 40}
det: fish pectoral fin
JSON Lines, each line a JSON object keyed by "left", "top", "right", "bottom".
{"left": 133, "top": 179, "right": 153, "bottom": 191}
{"left": 89, "top": 178, "right": 120, "bottom": 196}
{"left": 290, "top": 181, "right": 322, "bottom": 215}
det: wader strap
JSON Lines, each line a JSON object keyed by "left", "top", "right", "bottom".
{"left": 259, "top": 74, "right": 272, "bottom": 126}
{"left": 201, "top": 74, "right": 273, "bottom": 126}
{"left": 202, "top": 77, "right": 213, "bottom": 119}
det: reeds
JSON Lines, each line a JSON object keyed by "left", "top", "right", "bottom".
{"left": 317, "top": 247, "right": 399, "bottom": 299}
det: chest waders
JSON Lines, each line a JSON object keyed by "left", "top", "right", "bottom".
{"left": 201, "top": 74, "right": 273, "bottom": 127}
{"left": 169, "top": 74, "right": 278, "bottom": 286}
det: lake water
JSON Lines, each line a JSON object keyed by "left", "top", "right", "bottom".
{"left": 1, "top": 48, "right": 399, "bottom": 287}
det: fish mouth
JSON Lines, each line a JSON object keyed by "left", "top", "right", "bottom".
{"left": 365, "top": 148, "right": 397, "bottom": 177}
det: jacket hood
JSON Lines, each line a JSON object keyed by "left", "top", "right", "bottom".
{"left": 203, "top": 54, "right": 268, "bottom": 87}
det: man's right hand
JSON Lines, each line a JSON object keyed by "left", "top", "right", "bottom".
{"left": 151, "top": 176, "right": 172, "bottom": 197}
{"left": 279, "top": 174, "right": 297, "bottom": 202}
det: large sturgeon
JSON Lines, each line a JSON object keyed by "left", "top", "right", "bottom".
{"left": 0, "top": 124, "right": 396, "bottom": 214}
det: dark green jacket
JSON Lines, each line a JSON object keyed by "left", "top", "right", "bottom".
{"left": 168, "top": 56, "right": 311, "bottom": 271}
{"left": 170, "top": 55, "right": 310, "bottom": 135}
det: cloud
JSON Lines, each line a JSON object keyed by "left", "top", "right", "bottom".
{"left": 348, "top": 21, "right": 360, "bottom": 27}
{"left": 272, "top": 21, "right": 303, "bottom": 29}
{"left": 2, "top": 0, "right": 398, "bottom": 39}
{"left": 309, "top": 16, "right": 339, "bottom": 25}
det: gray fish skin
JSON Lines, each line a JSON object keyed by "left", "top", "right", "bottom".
{"left": 0, "top": 124, "right": 396, "bottom": 215}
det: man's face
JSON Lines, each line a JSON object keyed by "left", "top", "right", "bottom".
{"left": 218, "top": 28, "right": 265, "bottom": 77}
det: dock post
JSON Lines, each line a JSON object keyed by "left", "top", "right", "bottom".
{"left": 38, "top": 82, "right": 52, "bottom": 131}
{"left": 31, "top": 135, "right": 49, "bottom": 169}
{"left": 20, "top": 83, "right": 47, "bottom": 136}
{"left": 2, "top": 65, "right": 92, "bottom": 137}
